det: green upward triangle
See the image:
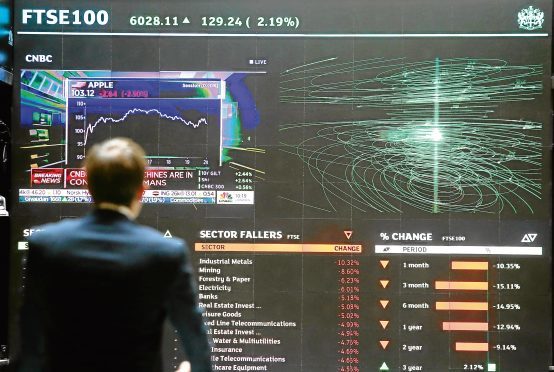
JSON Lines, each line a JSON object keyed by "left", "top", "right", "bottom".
{"left": 379, "top": 362, "right": 389, "bottom": 371}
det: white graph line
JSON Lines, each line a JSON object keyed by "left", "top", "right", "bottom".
{"left": 84, "top": 108, "right": 208, "bottom": 145}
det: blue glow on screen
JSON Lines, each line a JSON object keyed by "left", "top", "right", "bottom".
{"left": 0, "top": 5, "right": 9, "bottom": 25}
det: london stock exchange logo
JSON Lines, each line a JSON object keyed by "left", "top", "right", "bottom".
{"left": 517, "top": 6, "right": 544, "bottom": 30}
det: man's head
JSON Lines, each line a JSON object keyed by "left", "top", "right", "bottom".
{"left": 84, "top": 138, "right": 146, "bottom": 207}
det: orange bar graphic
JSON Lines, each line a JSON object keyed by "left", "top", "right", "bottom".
{"left": 443, "top": 322, "right": 488, "bottom": 331}
{"left": 436, "top": 302, "right": 488, "bottom": 311}
{"left": 194, "top": 243, "right": 362, "bottom": 254}
{"left": 451, "top": 261, "right": 488, "bottom": 271}
{"left": 455, "top": 342, "right": 488, "bottom": 352}
{"left": 435, "top": 281, "right": 488, "bottom": 291}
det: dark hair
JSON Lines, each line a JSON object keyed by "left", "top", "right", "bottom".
{"left": 84, "top": 138, "right": 146, "bottom": 206}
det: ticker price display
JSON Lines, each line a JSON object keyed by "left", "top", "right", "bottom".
{"left": 20, "top": 7, "right": 302, "bottom": 32}
{"left": 10, "top": 0, "right": 552, "bottom": 371}
{"left": 127, "top": 15, "right": 301, "bottom": 30}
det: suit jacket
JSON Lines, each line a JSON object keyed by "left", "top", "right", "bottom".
{"left": 18, "top": 209, "right": 212, "bottom": 372}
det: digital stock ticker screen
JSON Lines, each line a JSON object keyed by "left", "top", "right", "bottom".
{"left": 9, "top": 1, "right": 553, "bottom": 371}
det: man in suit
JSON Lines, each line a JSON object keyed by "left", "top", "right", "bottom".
{"left": 18, "top": 138, "right": 212, "bottom": 372}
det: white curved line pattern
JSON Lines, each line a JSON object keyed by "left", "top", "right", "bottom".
{"left": 280, "top": 58, "right": 543, "bottom": 214}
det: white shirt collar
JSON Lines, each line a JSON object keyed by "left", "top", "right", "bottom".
{"left": 97, "top": 202, "right": 136, "bottom": 220}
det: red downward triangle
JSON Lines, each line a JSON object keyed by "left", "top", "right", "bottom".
{"left": 344, "top": 230, "right": 353, "bottom": 240}
{"left": 379, "top": 340, "right": 390, "bottom": 349}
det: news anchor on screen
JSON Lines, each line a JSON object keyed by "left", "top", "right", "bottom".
{"left": 17, "top": 138, "right": 212, "bottom": 372}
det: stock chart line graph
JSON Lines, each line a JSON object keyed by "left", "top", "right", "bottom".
{"left": 279, "top": 57, "right": 543, "bottom": 214}
{"left": 18, "top": 71, "right": 267, "bottom": 203}
{"left": 41, "top": 72, "right": 267, "bottom": 173}
{"left": 82, "top": 108, "right": 209, "bottom": 145}
{"left": 67, "top": 89, "right": 221, "bottom": 168}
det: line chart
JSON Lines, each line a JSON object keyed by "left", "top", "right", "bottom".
{"left": 83, "top": 108, "right": 208, "bottom": 145}
{"left": 279, "top": 58, "right": 543, "bottom": 214}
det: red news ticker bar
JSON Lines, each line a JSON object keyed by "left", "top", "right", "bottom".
{"left": 451, "top": 261, "right": 488, "bottom": 270}
{"left": 435, "top": 302, "right": 488, "bottom": 311}
{"left": 443, "top": 322, "right": 488, "bottom": 331}
{"left": 455, "top": 342, "right": 489, "bottom": 352}
{"left": 435, "top": 281, "right": 488, "bottom": 291}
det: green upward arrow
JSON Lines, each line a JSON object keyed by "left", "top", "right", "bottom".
{"left": 379, "top": 362, "right": 389, "bottom": 371}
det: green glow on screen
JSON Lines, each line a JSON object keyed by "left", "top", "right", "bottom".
{"left": 280, "top": 57, "right": 543, "bottom": 214}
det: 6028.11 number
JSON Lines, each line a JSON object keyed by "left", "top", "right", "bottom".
{"left": 129, "top": 16, "right": 185, "bottom": 26}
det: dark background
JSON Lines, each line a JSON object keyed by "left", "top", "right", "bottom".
{"left": 3, "top": 0, "right": 553, "bottom": 370}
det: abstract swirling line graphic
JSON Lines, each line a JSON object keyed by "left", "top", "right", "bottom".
{"left": 280, "top": 58, "right": 543, "bottom": 214}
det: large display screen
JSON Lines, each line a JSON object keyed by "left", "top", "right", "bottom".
{"left": 10, "top": 1, "right": 552, "bottom": 371}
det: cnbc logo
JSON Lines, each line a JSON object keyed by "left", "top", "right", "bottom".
{"left": 517, "top": 6, "right": 544, "bottom": 30}
{"left": 218, "top": 192, "right": 233, "bottom": 203}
